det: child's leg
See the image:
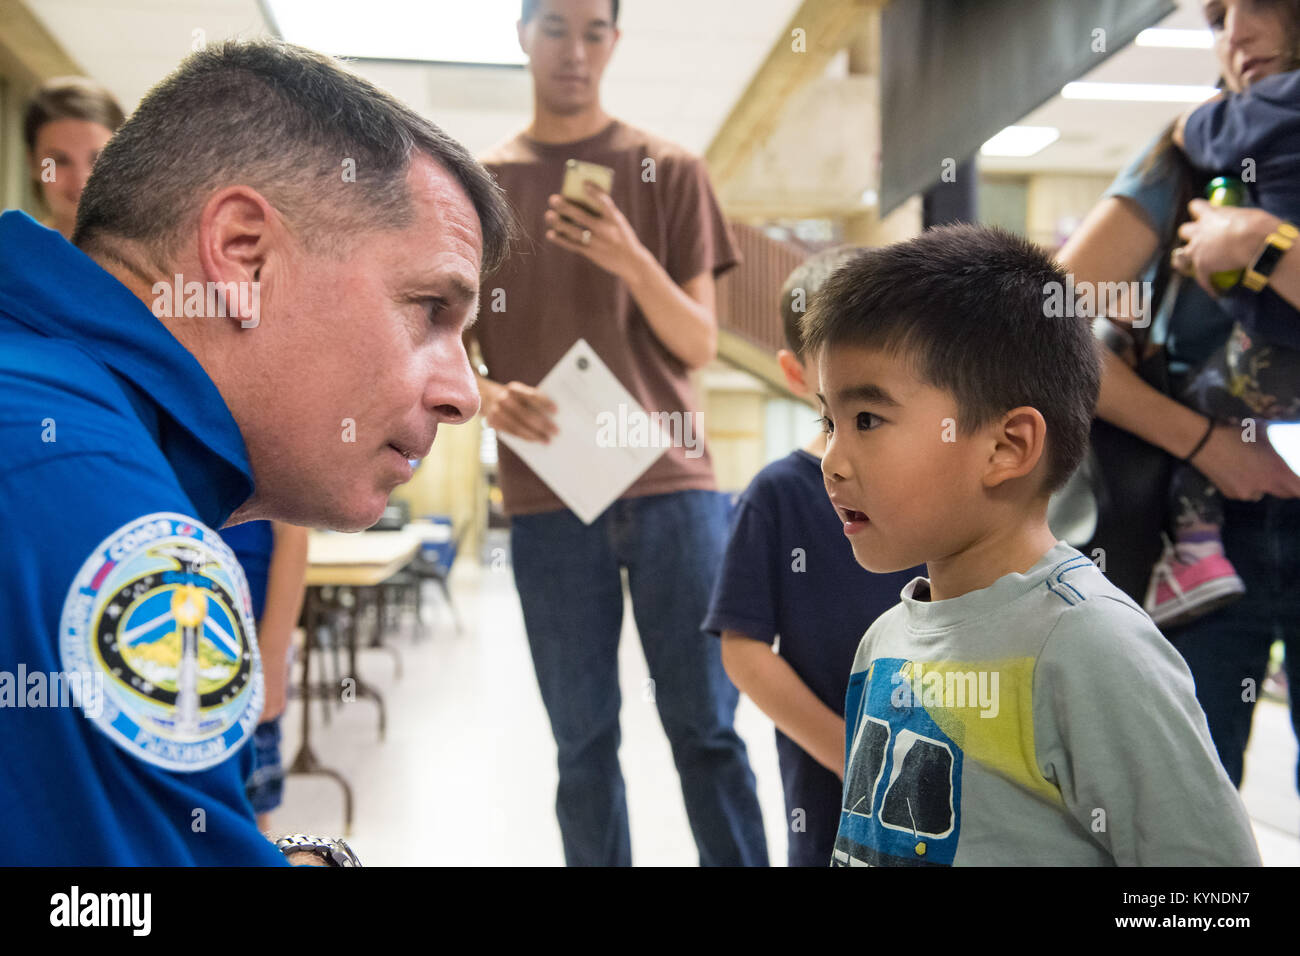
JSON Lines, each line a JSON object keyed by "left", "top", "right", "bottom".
{"left": 1169, "top": 462, "right": 1225, "bottom": 561}
{"left": 1174, "top": 321, "right": 1300, "bottom": 552}
{"left": 1144, "top": 323, "right": 1285, "bottom": 626}
{"left": 1148, "top": 460, "right": 1245, "bottom": 625}
{"left": 1161, "top": 326, "right": 1254, "bottom": 570}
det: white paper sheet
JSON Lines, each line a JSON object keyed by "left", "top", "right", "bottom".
{"left": 497, "top": 339, "right": 671, "bottom": 524}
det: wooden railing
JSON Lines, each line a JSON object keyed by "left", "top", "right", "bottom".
{"left": 715, "top": 222, "right": 811, "bottom": 392}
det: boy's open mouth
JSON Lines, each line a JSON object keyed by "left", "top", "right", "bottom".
{"left": 829, "top": 496, "right": 870, "bottom": 534}
{"left": 839, "top": 508, "right": 870, "bottom": 537}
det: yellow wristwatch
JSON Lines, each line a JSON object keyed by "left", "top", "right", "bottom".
{"left": 1243, "top": 221, "right": 1298, "bottom": 293}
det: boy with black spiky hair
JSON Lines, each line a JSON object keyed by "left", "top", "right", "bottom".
{"left": 805, "top": 224, "right": 1259, "bottom": 866}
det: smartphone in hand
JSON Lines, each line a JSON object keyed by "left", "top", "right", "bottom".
{"left": 562, "top": 159, "right": 614, "bottom": 217}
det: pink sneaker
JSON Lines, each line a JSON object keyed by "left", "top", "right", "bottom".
{"left": 1144, "top": 547, "right": 1245, "bottom": 629}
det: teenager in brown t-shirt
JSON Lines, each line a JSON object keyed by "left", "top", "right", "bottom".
{"left": 466, "top": 0, "right": 767, "bottom": 866}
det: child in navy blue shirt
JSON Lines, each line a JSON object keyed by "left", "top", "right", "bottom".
{"left": 1149, "top": 69, "right": 1300, "bottom": 627}
{"left": 703, "top": 248, "right": 922, "bottom": 866}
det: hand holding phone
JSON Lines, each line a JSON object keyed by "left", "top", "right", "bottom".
{"left": 561, "top": 159, "right": 614, "bottom": 217}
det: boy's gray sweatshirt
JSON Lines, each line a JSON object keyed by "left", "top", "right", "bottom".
{"left": 832, "top": 541, "right": 1261, "bottom": 867}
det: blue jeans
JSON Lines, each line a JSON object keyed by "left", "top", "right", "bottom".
{"left": 1167, "top": 496, "right": 1300, "bottom": 790}
{"left": 510, "top": 490, "right": 768, "bottom": 866}
{"left": 244, "top": 717, "right": 284, "bottom": 815}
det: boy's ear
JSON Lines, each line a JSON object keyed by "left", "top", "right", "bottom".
{"left": 777, "top": 348, "right": 810, "bottom": 397}
{"left": 981, "top": 406, "right": 1048, "bottom": 490}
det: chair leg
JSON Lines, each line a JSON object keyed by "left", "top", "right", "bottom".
{"left": 317, "top": 620, "right": 334, "bottom": 726}
{"left": 436, "top": 577, "right": 463, "bottom": 635}
{"left": 361, "top": 587, "right": 403, "bottom": 679}
{"left": 413, "top": 582, "right": 425, "bottom": 641}
{"left": 377, "top": 589, "right": 404, "bottom": 679}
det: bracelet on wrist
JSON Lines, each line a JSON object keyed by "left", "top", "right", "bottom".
{"left": 1184, "top": 415, "right": 1216, "bottom": 463}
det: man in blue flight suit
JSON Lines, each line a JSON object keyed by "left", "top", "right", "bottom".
{"left": 0, "top": 39, "right": 512, "bottom": 865}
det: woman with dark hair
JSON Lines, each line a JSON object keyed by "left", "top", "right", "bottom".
{"left": 1059, "top": 0, "right": 1300, "bottom": 791}
{"left": 23, "top": 76, "right": 124, "bottom": 239}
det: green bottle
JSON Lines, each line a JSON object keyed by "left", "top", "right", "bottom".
{"left": 1206, "top": 176, "right": 1246, "bottom": 291}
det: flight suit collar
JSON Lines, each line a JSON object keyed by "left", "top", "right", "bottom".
{"left": 0, "top": 211, "right": 254, "bottom": 523}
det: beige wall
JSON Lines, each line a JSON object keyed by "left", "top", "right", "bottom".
{"left": 843, "top": 194, "right": 923, "bottom": 247}
{"left": 1, "top": 76, "right": 33, "bottom": 213}
{"left": 702, "top": 386, "right": 766, "bottom": 494}
{"left": 1025, "top": 173, "right": 1114, "bottom": 250}
{"left": 390, "top": 415, "right": 485, "bottom": 556}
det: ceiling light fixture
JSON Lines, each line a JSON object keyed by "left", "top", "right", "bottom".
{"left": 263, "top": 0, "right": 527, "bottom": 66}
{"left": 1134, "top": 28, "right": 1214, "bottom": 49}
{"left": 980, "top": 125, "right": 1060, "bottom": 157}
{"left": 1061, "top": 81, "right": 1219, "bottom": 103}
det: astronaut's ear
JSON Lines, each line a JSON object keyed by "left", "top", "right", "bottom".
{"left": 196, "top": 186, "right": 273, "bottom": 289}
{"left": 195, "top": 188, "right": 272, "bottom": 330}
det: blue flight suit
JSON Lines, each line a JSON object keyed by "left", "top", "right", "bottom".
{"left": 0, "top": 210, "right": 286, "bottom": 864}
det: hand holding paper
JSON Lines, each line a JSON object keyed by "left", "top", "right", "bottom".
{"left": 483, "top": 379, "right": 558, "bottom": 444}
{"left": 496, "top": 339, "right": 673, "bottom": 524}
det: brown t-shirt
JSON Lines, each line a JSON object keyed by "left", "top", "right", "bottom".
{"left": 477, "top": 120, "right": 740, "bottom": 516}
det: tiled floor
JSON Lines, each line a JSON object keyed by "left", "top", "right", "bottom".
{"left": 269, "top": 537, "right": 1300, "bottom": 866}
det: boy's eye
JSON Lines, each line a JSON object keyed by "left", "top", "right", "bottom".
{"left": 818, "top": 412, "right": 883, "bottom": 435}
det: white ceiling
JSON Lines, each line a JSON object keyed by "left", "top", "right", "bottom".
{"left": 23, "top": 0, "right": 803, "bottom": 158}
{"left": 24, "top": 0, "right": 1225, "bottom": 185}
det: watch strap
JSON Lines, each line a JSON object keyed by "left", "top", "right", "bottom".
{"left": 1243, "top": 221, "right": 1298, "bottom": 292}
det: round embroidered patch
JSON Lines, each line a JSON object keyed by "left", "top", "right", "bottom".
{"left": 59, "top": 513, "right": 263, "bottom": 772}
